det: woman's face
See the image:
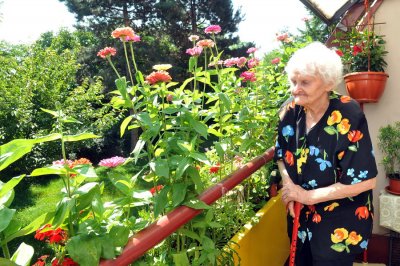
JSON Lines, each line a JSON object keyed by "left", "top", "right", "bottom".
{"left": 289, "top": 72, "right": 332, "bottom": 108}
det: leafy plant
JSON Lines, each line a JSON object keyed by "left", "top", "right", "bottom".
{"left": 378, "top": 121, "right": 400, "bottom": 179}
{"left": 334, "top": 27, "right": 388, "bottom": 73}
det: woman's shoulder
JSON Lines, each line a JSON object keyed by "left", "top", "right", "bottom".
{"left": 330, "top": 92, "right": 363, "bottom": 118}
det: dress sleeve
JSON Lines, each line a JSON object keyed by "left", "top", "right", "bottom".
{"left": 337, "top": 112, "right": 378, "bottom": 185}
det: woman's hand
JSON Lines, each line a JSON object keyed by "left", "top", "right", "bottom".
{"left": 281, "top": 177, "right": 309, "bottom": 207}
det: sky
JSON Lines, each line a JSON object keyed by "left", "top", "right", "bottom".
{"left": 0, "top": 0, "right": 308, "bottom": 55}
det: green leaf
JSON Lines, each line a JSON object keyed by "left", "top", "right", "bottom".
{"left": 218, "top": 92, "right": 231, "bottom": 111}
{"left": 109, "top": 225, "right": 130, "bottom": 247}
{"left": 63, "top": 133, "right": 100, "bottom": 142}
{"left": 215, "top": 143, "right": 226, "bottom": 159}
{"left": 189, "top": 119, "right": 208, "bottom": 138}
{"left": 53, "top": 197, "right": 75, "bottom": 227}
{"left": 189, "top": 153, "right": 210, "bottom": 165}
{"left": 132, "top": 139, "right": 146, "bottom": 164}
{"left": 184, "top": 199, "right": 210, "bottom": 210}
{"left": 40, "top": 108, "right": 59, "bottom": 117}
{"left": 330, "top": 243, "right": 346, "bottom": 252}
{"left": 67, "top": 235, "right": 101, "bottom": 266}
{"left": 115, "top": 77, "right": 129, "bottom": 100}
{"left": 0, "top": 258, "right": 17, "bottom": 266}
{"left": 177, "top": 228, "right": 201, "bottom": 242}
{"left": 108, "top": 173, "right": 132, "bottom": 196}
{"left": 135, "top": 71, "right": 144, "bottom": 85}
{"left": 186, "top": 166, "right": 204, "bottom": 192}
{"left": 0, "top": 206, "right": 16, "bottom": 233}
{"left": 1, "top": 212, "right": 54, "bottom": 244}
{"left": 74, "top": 183, "right": 101, "bottom": 211}
{"left": 172, "top": 252, "right": 190, "bottom": 266}
{"left": 172, "top": 183, "right": 187, "bottom": 207}
{"left": 154, "top": 186, "right": 170, "bottom": 217}
{"left": 0, "top": 140, "right": 34, "bottom": 172}
{"left": 150, "top": 158, "right": 170, "bottom": 178}
{"left": 30, "top": 166, "right": 66, "bottom": 177}
{"left": 324, "top": 126, "right": 337, "bottom": 135}
{"left": 239, "top": 139, "right": 256, "bottom": 152}
{"left": 120, "top": 115, "right": 134, "bottom": 137}
{"left": 175, "top": 157, "right": 191, "bottom": 180}
{"left": 10, "top": 242, "right": 34, "bottom": 266}
{"left": 207, "top": 128, "right": 223, "bottom": 137}
{"left": 177, "top": 140, "right": 193, "bottom": 153}
{"left": 0, "top": 175, "right": 24, "bottom": 199}
{"left": 189, "top": 56, "right": 197, "bottom": 72}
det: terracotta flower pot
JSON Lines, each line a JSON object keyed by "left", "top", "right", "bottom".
{"left": 344, "top": 71, "right": 389, "bottom": 103}
{"left": 389, "top": 178, "right": 400, "bottom": 194}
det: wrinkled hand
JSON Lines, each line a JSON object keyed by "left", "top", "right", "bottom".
{"left": 281, "top": 178, "right": 308, "bottom": 216}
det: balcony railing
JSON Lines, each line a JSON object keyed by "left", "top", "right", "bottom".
{"left": 100, "top": 147, "right": 275, "bottom": 266}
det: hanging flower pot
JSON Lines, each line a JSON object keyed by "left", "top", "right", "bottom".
{"left": 344, "top": 71, "right": 388, "bottom": 103}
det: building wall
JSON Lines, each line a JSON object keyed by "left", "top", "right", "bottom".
{"left": 337, "top": 0, "right": 400, "bottom": 235}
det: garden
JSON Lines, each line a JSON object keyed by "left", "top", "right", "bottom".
{"left": 0, "top": 4, "right": 330, "bottom": 266}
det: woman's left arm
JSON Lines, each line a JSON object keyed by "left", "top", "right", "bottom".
{"left": 281, "top": 177, "right": 376, "bottom": 206}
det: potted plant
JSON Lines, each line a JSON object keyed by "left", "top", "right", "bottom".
{"left": 378, "top": 121, "right": 400, "bottom": 194}
{"left": 334, "top": 26, "right": 389, "bottom": 103}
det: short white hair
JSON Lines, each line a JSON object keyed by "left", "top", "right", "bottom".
{"left": 285, "top": 42, "right": 343, "bottom": 88}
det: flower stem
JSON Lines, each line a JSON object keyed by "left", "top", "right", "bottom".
{"left": 123, "top": 41, "right": 134, "bottom": 85}
{"left": 107, "top": 57, "right": 121, "bottom": 79}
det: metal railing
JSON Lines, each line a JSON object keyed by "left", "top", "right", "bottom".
{"left": 100, "top": 147, "right": 275, "bottom": 266}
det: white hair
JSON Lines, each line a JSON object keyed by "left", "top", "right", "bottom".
{"left": 285, "top": 42, "right": 343, "bottom": 88}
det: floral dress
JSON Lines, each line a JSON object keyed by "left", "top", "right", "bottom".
{"left": 274, "top": 92, "right": 377, "bottom": 261}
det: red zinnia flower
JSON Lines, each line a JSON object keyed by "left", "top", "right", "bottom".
{"left": 149, "top": 185, "right": 164, "bottom": 195}
{"left": 209, "top": 163, "right": 221, "bottom": 174}
{"left": 97, "top": 47, "right": 117, "bottom": 59}
{"left": 355, "top": 206, "right": 369, "bottom": 220}
{"left": 52, "top": 257, "right": 78, "bottom": 266}
{"left": 33, "top": 255, "right": 49, "bottom": 266}
{"left": 271, "top": 57, "right": 281, "bottom": 64}
{"left": 145, "top": 70, "right": 172, "bottom": 85}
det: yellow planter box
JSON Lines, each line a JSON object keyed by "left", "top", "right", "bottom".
{"left": 228, "top": 192, "right": 289, "bottom": 266}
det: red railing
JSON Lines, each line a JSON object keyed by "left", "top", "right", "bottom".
{"left": 100, "top": 147, "right": 275, "bottom": 266}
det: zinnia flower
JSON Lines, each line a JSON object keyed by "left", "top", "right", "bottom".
{"left": 98, "top": 156, "right": 126, "bottom": 167}
{"left": 240, "top": 71, "right": 256, "bottom": 82}
{"left": 33, "top": 255, "right": 49, "bottom": 266}
{"left": 149, "top": 185, "right": 164, "bottom": 195}
{"left": 276, "top": 32, "right": 289, "bottom": 41}
{"left": 166, "top": 94, "right": 173, "bottom": 101}
{"left": 153, "top": 64, "right": 172, "bottom": 71}
{"left": 52, "top": 159, "right": 74, "bottom": 168}
{"left": 34, "top": 224, "right": 67, "bottom": 244}
{"left": 111, "top": 26, "right": 135, "bottom": 40}
{"left": 209, "top": 163, "right": 221, "bottom": 174}
{"left": 271, "top": 57, "right": 281, "bottom": 64}
{"left": 126, "top": 35, "right": 141, "bottom": 42}
{"left": 204, "top": 25, "right": 221, "bottom": 34}
{"left": 236, "top": 57, "right": 247, "bottom": 68}
{"left": 72, "top": 158, "right": 92, "bottom": 167}
{"left": 352, "top": 44, "right": 363, "bottom": 56}
{"left": 223, "top": 58, "right": 239, "bottom": 67}
{"left": 188, "top": 35, "right": 199, "bottom": 41}
{"left": 246, "top": 47, "right": 257, "bottom": 54}
{"left": 97, "top": 47, "right": 117, "bottom": 59}
{"left": 247, "top": 58, "right": 260, "bottom": 69}
{"left": 145, "top": 70, "right": 172, "bottom": 85}
{"left": 186, "top": 46, "right": 203, "bottom": 56}
{"left": 52, "top": 257, "right": 78, "bottom": 266}
{"left": 196, "top": 39, "right": 215, "bottom": 48}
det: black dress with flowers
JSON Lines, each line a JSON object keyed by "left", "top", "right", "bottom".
{"left": 274, "top": 92, "right": 377, "bottom": 261}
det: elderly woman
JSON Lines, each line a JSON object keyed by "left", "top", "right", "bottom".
{"left": 274, "top": 42, "right": 377, "bottom": 266}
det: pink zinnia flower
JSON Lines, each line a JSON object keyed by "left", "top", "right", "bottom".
{"left": 246, "top": 47, "right": 257, "bottom": 54}
{"left": 301, "top": 17, "right": 311, "bottom": 22}
{"left": 223, "top": 57, "right": 238, "bottom": 67}
{"left": 240, "top": 71, "right": 257, "bottom": 82}
{"left": 204, "top": 25, "right": 221, "bottom": 34}
{"left": 208, "top": 60, "right": 223, "bottom": 67}
{"left": 166, "top": 94, "right": 173, "bottom": 101}
{"left": 276, "top": 32, "right": 289, "bottom": 41}
{"left": 271, "top": 57, "right": 281, "bottom": 64}
{"left": 146, "top": 70, "right": 172, "bottom": 85}
{"left": 99, "top": 156, "right": 126, "bottom": 168}
{"left": 52, "top": 159, "right": 74, "bottom": 168}
{"left": 247, "top": 58, "right": 260, "bottom": 68}
{"left": 196, "top": 39, "right": 215, "bottom": 48}
{"left": 97, "top": 47, "right": 117, "bottom": 59}
{"left": 126, "top": 35, "right": 141, "bottom": 42}
{"left": 188, "top": 35, "right": 199, "bottom": 41}
{"left": 186, "top": 46, "right": 203, "bottom": 56}
{"left": 237, "top": 57, "right": 247, "bottom": 68}
{"left": 335, "top": 49, "right": 344, "bottom": 57}
{"left": 111, "top": 26, "right": 135, "bottom": 40}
